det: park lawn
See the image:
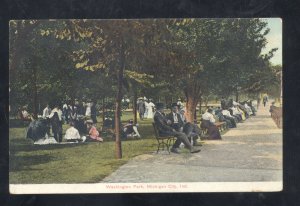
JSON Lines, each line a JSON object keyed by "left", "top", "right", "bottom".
{"left": 9, "top": 110, "right": 225, "bottom": 184}
{"left": 9, "top": 112, "right": 158, "bottom": 184}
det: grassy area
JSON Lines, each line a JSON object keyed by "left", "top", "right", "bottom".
{"left": 9, "top": 110, "right": 227, "bottom": 184}
{"left": 9, "top": 111, "right": 158, "bottom": 184}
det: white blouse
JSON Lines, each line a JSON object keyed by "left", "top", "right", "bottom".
{"left": 202, "top": 112, "right": 216, "bottom": 123}
{"left": 64, "top": 126, "right": 81, "bottom": 140}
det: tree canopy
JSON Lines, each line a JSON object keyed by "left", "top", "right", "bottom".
{"left": 9, "top": 18, "right": 281, "bottom": 158}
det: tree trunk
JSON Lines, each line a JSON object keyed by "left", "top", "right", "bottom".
{"left": 102, "top": 96, "right": 105, "bottom": 124}
{"left": 194, "top": 109, "right": 197, "bottom": 124}
{"left": 114, "top": 44, "right": 125, "bottom": 159}
{"left": 164, "top": 96, "right": 168, "bottom": 108}
{"left": 32, "top": 66, "right": 38, "bottom": 119}
{"left": 185, "top": 95, "right": 199, "bottom": 123}
{"left": 199, "top": 96, "right": 202, "bottom": 116}
{"left": 205, "top": 98, "right": 208, "bottom": 110}
{"left": 235, "top": 86, "right": 239, "bottom": 102}
{"left": 133, "top": 90, "right": 137, "bottom": 124}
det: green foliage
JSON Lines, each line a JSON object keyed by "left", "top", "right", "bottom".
{"left": 9, "top": 112, "right": 158, "bottom": 183}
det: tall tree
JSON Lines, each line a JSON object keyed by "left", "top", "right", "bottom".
{"left": 44, "top": 20, "right": 163, "bottom": 158}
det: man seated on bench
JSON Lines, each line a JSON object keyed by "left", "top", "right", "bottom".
{"left": 154, "top": 103, "right": 200, "bottom": 154}
{"left": 166, "top": 103, "right": 184, "bottom": 132}
{"left": 215, "top": 108, "right": 233, "bottom": 128}
{"left": 178, "top": 107, "right": 202, "bottom": 146}
{"left": 201, "top": 108, "right": 222, "bottom": 140}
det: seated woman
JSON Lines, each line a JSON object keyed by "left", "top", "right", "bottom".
{"left": 200, "top": 109, "right": 222, "bottom": 140}
{"left": 123, "top": 119, "right": 141, "bottom": 138}
{"left": 222, "top": 109, "right": 237, "bottom": 128}
{"left": 236, "top": 105, "right": 246, "bottom": 121}
{"left": 248, "top": 100, "right": 256, "bottom": 116}
{"left": 230, "top": 106, "right": 243, "bottom": 122}
{"left": 243, "top": 102, "right": 253, "bottom": 116}
{"left": 216, "top": 110, "right": 233, "bottom": 128}
{"left": 20, "top": 106, "right": 33, "bottom": 121}
{"left": 86, "top": 120, "right": 103, "bottom": 142}
{"left": 64, "top": 121, "right": 86, "bottom": 142}
{"left": 238, "top": 103, "right": 249, "bottom": 119}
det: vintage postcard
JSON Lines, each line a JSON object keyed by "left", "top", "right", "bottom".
{"left": 9, "top": 18, "right": 282, "bottom": 193}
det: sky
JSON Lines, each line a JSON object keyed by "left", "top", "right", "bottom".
{"left": 261, "top": 18, "right": 282, "bottom": 65}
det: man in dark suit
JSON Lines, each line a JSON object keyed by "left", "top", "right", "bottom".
{"left": 154, "top": 103, "right": 200, "bottom": 154}
{"left": 177, "top": 107, "right": 202, "bottom": 146}
{"left": 166, "top": 103, "right": 184, "bottom": 132}
{"left": 137, "top": 98, "right": 146, "bottom": 120}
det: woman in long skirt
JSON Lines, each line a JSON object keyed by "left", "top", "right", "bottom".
{"left": 201, "top": 109, "right": 221, "bottom": 140}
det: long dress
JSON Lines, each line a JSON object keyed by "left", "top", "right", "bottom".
{"left": 144, "top": 101, "right": 149, "bottom": 118}
{"left": 200, "top": 120, "right": 221, "bottom": 140}
{"left": 201, "top": 112, "right": 221, "bottom": 140}
{"left": 147, "top": 102, "right": 155, "bottom": 119}
{"left": 85, "top": 102, "right": 92, "bottom": 117}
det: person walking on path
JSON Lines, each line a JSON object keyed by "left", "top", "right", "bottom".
{"left": 263, "top": 95, "right": 268, "bottom": 107}
{"left": 137, "top": 98, "right": 146, "bottom": 120}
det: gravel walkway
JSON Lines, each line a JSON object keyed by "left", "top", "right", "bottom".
{"left": 102, "top": 102, "right": 282, "bottom": 183}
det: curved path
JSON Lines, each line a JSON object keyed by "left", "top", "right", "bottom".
{"left": 102, "top": 102, "right": 282, "bottom": 183}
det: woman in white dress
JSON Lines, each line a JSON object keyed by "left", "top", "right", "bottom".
{"left": 64, "top": 121, "right": 86, "bottom": 142}
{"left": 144, "top": 99, "right": 149, "bottom": 118}
{"left": 147, "top": 100, "right": 155, "bottom": 119}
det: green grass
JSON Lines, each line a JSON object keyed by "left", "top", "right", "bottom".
{"left": 9, "top": 110, "right": 228, "bottom": 184}
{"left": 9, "top": 111, "right": 158, "bottom": 184}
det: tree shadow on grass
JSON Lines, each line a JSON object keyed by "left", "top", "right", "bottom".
{"left": 9, "top": 139, "right": 90, "bottom": 153}
{"left": 9, "top": 153, "right": 56, "bottom": 172}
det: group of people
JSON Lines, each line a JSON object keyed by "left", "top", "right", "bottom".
{"left": 24, "top": 101, "right": 103, "bottom": 144}
{"left": 137, "top": 97, "right": 155, "bottom": 120}
{"left": 152, "top": 97, "right": 258, "bottom": 154}
{"left": 214, "top": 98, "right": 257, "bottom": 129}
{"left": 24, "top": 98, "right": 143, "bottom": 144}
{"left": 22, "top": 95, "right": 258, "bottom": 150}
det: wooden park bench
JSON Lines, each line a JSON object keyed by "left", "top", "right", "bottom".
{"left": 270, "top": 106, "right": 282, "bottom": 128}
{"left": 152, "top": 123, "right": 176, "bottom": 154}
{"left": 200, "top": 121, "right": 228, "bottom": 136}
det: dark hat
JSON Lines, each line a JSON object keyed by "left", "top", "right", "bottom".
{"left": 155, "top": 103, "right": 164, "bottom": 110}
{"left": 207, "top": 108, "right": 213, "bottom": 113}
{"left": 171, "top": 103, "right": 179, "bottom": 108}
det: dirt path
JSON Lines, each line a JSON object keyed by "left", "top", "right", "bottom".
{"left": 102, "top": 102, "right": 282, "bottom": 183}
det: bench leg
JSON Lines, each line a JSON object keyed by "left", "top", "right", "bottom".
{"left": 157, "top": 141, "right": 170, "bottom": 154}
